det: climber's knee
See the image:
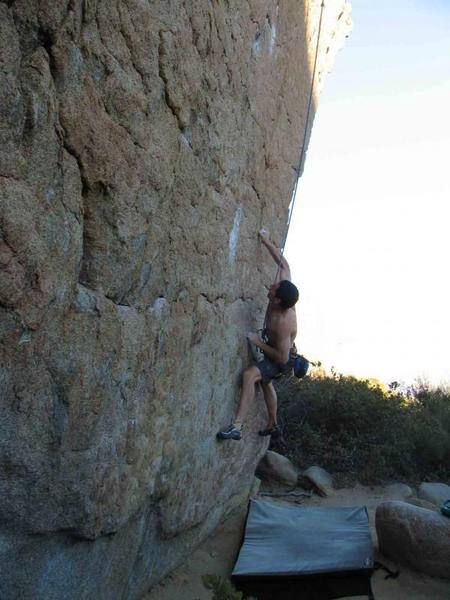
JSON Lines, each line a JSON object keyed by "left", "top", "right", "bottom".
{"left": 243, "top": 365, "right": 262, "bottom": 385}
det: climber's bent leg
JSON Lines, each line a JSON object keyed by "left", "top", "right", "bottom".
{"left": 258, "top": 380, "right": 282, "bottom": 439}
{"left": 260, "top": 381, "right": 277, "bottom": 428}
{"left": 235, "top": 365, "right": 262, "bottom": 424}
{"left": 217, "top": 365, "right": 262, "bottom": 441}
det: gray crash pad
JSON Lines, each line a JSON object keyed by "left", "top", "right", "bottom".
{"left": 232, "top": 499, "right": 374, "bottom": 600}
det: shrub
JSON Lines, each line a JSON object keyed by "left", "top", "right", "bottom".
{"left": 202, "top": 575, "right": 256, "bottom": 600}
{"left": 272, "top": 371, "right": 450, "bottom": 484}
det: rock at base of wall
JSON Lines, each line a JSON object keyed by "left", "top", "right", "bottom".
{"left": 385, "top": 483, "right": 413, "bottom": 499}
{"left": 376, "top": 500, "right": 450, "bottom": 580}
{"left": 299, "top": 466, "right": 334, "bottom": 497}
{"left": 418, "top": 482, "right": 450, "bottom": 507}
{"left": 256, "top": 451, "right": 298, "bottom": 487}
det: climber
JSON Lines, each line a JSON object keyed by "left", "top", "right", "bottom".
{"left": 217, "top": 229, "right": 299, "bottom": 441}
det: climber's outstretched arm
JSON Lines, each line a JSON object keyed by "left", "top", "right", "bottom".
{"left": 258, "top": 229, "right": 291, "bottom": 282}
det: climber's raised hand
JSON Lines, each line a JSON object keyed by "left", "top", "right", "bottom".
{"left": 246, "top": 331, "right": 260, "bottom": 345}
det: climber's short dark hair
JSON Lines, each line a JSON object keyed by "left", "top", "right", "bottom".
{"left": 275, "top": 280, "right": 299, "bottom": 309}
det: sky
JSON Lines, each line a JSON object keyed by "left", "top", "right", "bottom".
{"left": 285, "top": 0, "right": 450, "bottom": 386}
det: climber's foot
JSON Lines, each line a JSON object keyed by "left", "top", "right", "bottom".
{"left": 217, "top": 424, "right": 242, "bottom": 441}
{"left": 258, "top": 424, "right": 281, "bottom": 439}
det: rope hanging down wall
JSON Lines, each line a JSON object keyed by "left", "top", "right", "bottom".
{"left": 260, "top": 1, "right": 326, "bottom": 337}
{"left": 274, "top": 0, "right": 326, "bottom": 281}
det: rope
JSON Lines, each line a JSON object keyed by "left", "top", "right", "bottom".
{"left": 274, "top": 0, "right": 326, "bottom": 281}
{"left": 263, "top": 0, "right": 326, "bottom": 332}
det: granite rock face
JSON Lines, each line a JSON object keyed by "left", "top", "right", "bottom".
{"left": 0, "top": 1, "right": 351, "bottom": 598}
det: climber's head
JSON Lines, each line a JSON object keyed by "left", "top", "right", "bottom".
{"left": 268, "top": 280, "right": 299, "bottom": 309}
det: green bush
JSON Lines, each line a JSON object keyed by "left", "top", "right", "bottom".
{"left": 202, "top": 575, "right": 256, "bottom": 600}
{"left": 272, "top": 371, "right": 450, "bottom": 484}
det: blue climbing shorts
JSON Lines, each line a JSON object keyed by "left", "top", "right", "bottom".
{"left": 256, "top": 350, "right": 295, "bottom": 383}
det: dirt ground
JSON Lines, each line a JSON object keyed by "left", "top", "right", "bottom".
{"left": 144, "top": 482, "right": 450, "bottom": 600}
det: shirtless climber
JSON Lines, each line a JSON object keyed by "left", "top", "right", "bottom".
{"left": 217, "top": 229, "right": 299, "bottom": 441}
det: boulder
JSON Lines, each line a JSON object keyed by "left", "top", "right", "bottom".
{"left": 376, "top": 501, "right": 450, "bottom": 579}
{"left": 385, "top": 483, "right": 413, "bottom": 499}
{"left": 256, "top": 451, "right": 298, "bottom": 487}
{"left": 0, "top": 0, "right": 351, "bottom": 597}
{"left": 418, "top": 482, "right": 450, "bottom": 507}
{"left": 406, "top": 496, "right": 439, "bottom": 512}
{"left": 300, "top": 466, "right": 334, "bottom": 496}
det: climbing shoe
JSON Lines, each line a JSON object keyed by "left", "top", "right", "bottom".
{"left": 258, "top": 424, "right": 282, "bottom": 439}
{"left": 217, "top": 424, "right": 242, "bottom": 441}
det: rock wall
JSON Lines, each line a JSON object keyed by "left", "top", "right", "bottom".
{"left": 0, "top": 1, "right": 351, "bottom": 598}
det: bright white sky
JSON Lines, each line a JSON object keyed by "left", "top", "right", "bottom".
{"left": 285, "top": 0, "right": 450, "bottom": 385}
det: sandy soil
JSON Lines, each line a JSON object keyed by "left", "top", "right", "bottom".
{"left": 144, "top": 482, "right": 450, "bottom": 600}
